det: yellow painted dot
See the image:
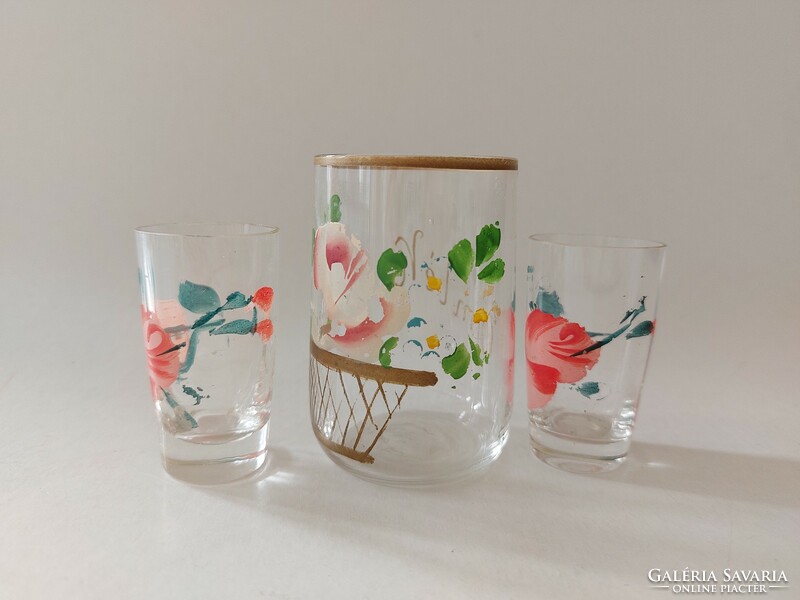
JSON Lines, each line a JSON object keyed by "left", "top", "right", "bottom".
{"left": 473, "top": 308, "right": 489, "bottom": 323}
{"left": 426, "top": 335, "right": 440, "bottom": 349}
{"left": 427, "top": 275, "right": 442, "bottom": 291}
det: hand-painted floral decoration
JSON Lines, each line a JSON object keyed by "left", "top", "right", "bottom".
{"left": 310, "top": 195, "right": 511, "bottom": 464}
{"left": 525, "top": 291, "right": 654, "bottom": 409}
{"left": 313, "top": 221, "right": 410, "bottom": 362}
{"left": 141, "top": 282, "right": 275, "bottom": 427}
{"left": 312, "top": 196, "right": 507, "bottom": 382}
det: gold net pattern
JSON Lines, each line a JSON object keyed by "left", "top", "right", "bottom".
{"left": 309, "top": 340, "right": 438, "bottom": 464}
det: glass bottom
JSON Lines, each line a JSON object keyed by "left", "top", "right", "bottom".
{"left": 530, "top": 412, "right": 630, "bottom": 474}
{"left": 161, "top": 422, "right": 269, "bottom": 485}
{"left": 319, "top": 410, "right": 509, "bottom": 487}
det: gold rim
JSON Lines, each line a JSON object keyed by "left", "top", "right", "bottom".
{"left": 314, "top": 155, "right": 518, "bottom": 171}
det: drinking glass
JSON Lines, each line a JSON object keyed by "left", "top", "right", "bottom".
{"left": 311, "top": 155, "right": 517, "bottom": 485}
{"left": 526, "top": 234, "right": 665, "bottom": 473}
{"left": 136, "top": 223, "right": 278, "bottom": 484}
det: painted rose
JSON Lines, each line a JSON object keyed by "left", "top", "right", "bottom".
{"left": 313, "top": 222, "right": 409, "bottom": 361}
{"left": 153, "top": 299, "right": 188, "bottom": 361}
{"left": 525, "top": 309, "right": 601, "bottom": 409}
{"left": 142, "top": 312, "right": 181, "bottom": 399}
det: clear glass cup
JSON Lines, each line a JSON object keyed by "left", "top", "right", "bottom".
{"left": 135, "top": 223, "right": 278, "bottom": 484}
{"left": 310, "top": 155, "right": 517, "bottom": 485}
{"left": 526, "top": 234, "right": 666, "bottom": 473}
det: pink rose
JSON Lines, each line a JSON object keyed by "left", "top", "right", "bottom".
{"left": 313, "top": 223, "right": 409, "bottom": 361}
{"left": 525, "top": 309, "right": 601, "bottom": 409}
{"left": 142, "top": 311, "right": 181, "bottom": 399}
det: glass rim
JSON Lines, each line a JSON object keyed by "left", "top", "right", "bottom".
{"left": 135, "top": 222, "right": 280, "bottom": 238}
{"left": 314, "top": 154, "right": 518, "bottom": 171}
{"left": 529, "top": 233, "right": 666, "bottom": 250}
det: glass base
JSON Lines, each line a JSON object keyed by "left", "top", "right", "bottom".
{"left": 319, "top": 411, "right": 509, "bottom": 487}
{"left": 161, "top": 422, "right": 269, "bottom": 485}
{"left": 530, "top": 420, "right": 629, "bottom": 474}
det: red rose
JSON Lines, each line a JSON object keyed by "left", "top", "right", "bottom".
{"left": 525, "top": 309, "right": 601, "bottom": 409}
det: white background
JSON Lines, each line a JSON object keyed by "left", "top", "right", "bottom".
{"left": 1, "top": 2, "right": 798, "bottom": 599}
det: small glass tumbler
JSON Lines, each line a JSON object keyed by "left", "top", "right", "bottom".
{"left": 526, "top": 234, "right": 665, "bottom": 473}
{"left": 311, "top": 155, "right": 517, "bottom": 486}
{"left": 135, "top": 223, "right": 278, "bottom": 484}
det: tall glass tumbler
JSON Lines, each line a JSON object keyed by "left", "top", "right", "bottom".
{"left": 136, "top": 223, "right": 278, "bottom": 484}
{"left": 311, "top": 155, "right": 517, "bottom": 485}
{"left": 526, "top": 234, "right": 666, "bottom": 473}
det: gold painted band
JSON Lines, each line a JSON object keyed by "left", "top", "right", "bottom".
{"left": 314, "top": 155, "right": 518, "bottom": 171}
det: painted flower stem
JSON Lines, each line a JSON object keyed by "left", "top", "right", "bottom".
{"left": 161, "top": 387, "right": 198, "bottom": 429}
{"left": 155, "top": 342, "right": 186, "bottom": 357}
{"left": 571, "top": 297, "right": 646, "bottom": 357}
{"left": 191, "top": 294, "right": 253, "bottom": 329}
{"left": 179, "top": 318, "right": 224, "bottom": 375}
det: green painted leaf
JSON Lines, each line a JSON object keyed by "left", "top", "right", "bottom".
{"left": 222, "top": 291, "right": 249, "bottom": 310}
{"left": 179, "top": 281, "right": 221, "bottom": 314}
{"left": 477, "top": 258, "right": 505, "bottom": 283}
{"left": 626, "top": 320, "right": 654, "bottom": 339}
{"left": 376, "top": 249, "right": 408, "bottom": 291}
{"left": 469, "top": 337, "right": 484, "bottom": 366}
{"left": 330, "top": 194, "right": 342, "bottom": 222}
{"left": 576, "top": 382, "right": 600, "bottom": 398}
{"left": 475, "top": 223, "right": 501, "bottom": 266}
{"left": 537, "top": 288, "right": 564, "bottom": 317}
{"left": 448, "top": 239, "right": 474, "bottom": 283}
{"left": 379, "top": 336, "right": 399, "bottom": 367}
{"left": 442, "top": 343, "right": 470, "bottom": 379}
{"left": 210, "top": 319, "right": 255, "bottom": 336}
{"left": 472, "top": 372, "right": 481, "bottom": 380}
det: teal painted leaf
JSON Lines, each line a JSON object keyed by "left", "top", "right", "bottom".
{"left": 477, "top": 258, "right": 505, "bottom": 283}
{"left": 448, "top": 240, "right": 474, "bottom": 283}
{"left": 210, "top": 319, "right": 254, "bottom": 336}
{"left": 376, "top": 249, "right": 408, "bottom": 291}
{"left": 179, "top": 281, "right": 221, "bottom": 314}
{"left": 576, "top": 382, "right": 600, "bottom": 398}
{"left": 442, "top": 343, "right": 470, "bottom": 380}
{"left": 222, "top": 291, "right": 249, "bottom": 310}
{"left": 537, "top": 288, "right": 564, "bottom": 318}
{"left": 181, "top": 385, "right": 208, "bottom": 406}
{"left": 405, "top": 339, "right": 424, "bottom": 353}
{"left": 422, "top": 350, "right": 440, "bottom": 358}
{"left": 626, "top": 320, "right": 654, "bottom": 339}
{"left": 407, "top": 317, "right": 427, "bottom": 328}
{"left": 330, "top": 194, "right": 342, "bottom": 222}
{"left": 469, "top": 337, "right": 484, "bottom": 366}
{"left": 379, "top": 337, "right": 399, "bottom": 367}
{"left": 475, "top": 223, "right": 501, "bottom": 266}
